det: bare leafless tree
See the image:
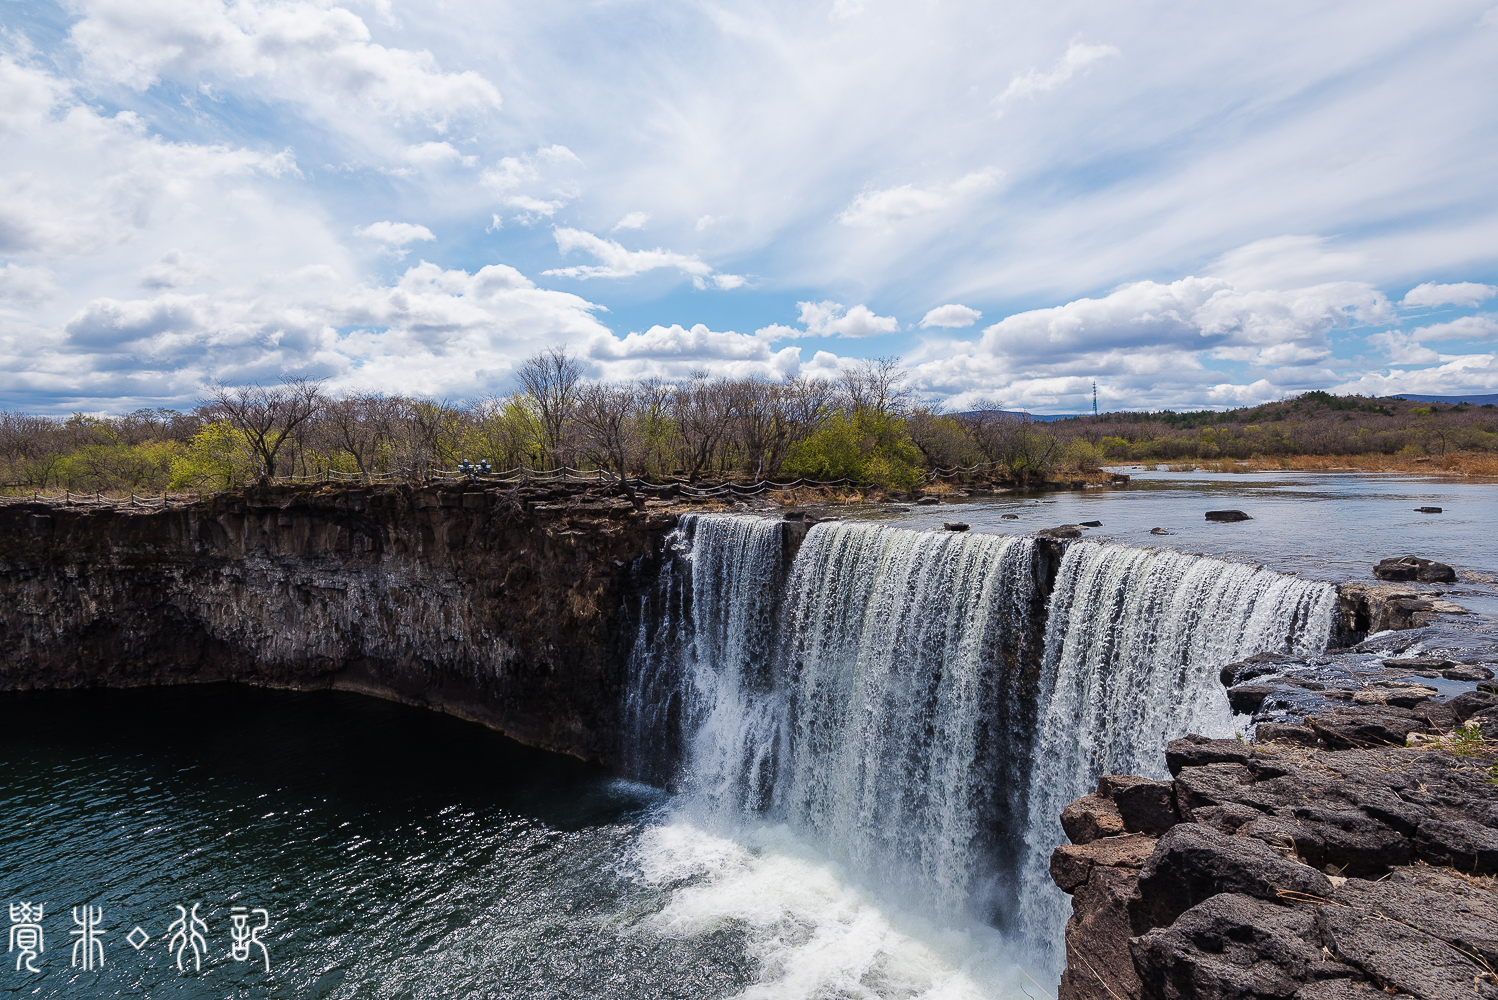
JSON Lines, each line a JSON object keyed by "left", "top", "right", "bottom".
{"left": 674, "top": 372, "right": 734, "bottom": 480}
{"left": 574, "top": 382, "right": 639, "bottom": 480}
{"left": 206, "top": 376, "right": 324, "bottom": 479}
{"left": 840, "top": 356, "right": 913, "bottom": 415}
{"left": 320, "top": 392, "right": 396, "bottom": 477}
{"left": 516, "top": 346, "right": 583, "bottom": 467}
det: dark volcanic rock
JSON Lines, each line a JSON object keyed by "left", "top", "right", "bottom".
{"left": 1306, "top": 705, "right": 1423, "bottom": 748}
{"left": 1318, "top": 901, "right": 1498, "bottom": 1000}
{"left": 1206, "top": 510, "right": 1252, "bottom": 522}
{"left": 1051, "top": 834, "right": 1157, "bottom": 894}
{"left": 1057, "top": 840, "right": 1156, "bottom": 1000}
{"left": 1063, "top": 792, "right": 1126, "bottom": 844}
{"left": 1374, "top": 555, "right": 1457, "bottom": 583}
{"left": 1131, "top": 894, "right": 1361, "bottom": 1000}
{"left": 1383, "top": 656, "right": 1458, "bottom": 671}
{"left": 1053, "top": 738, "right": 1498, "bottom": 1000}
{"left": 1133, "top": 824, "right": 1334, "bottom": 931}
{"left": 1243, "top": 807, "right": 1412, "bottom": 877}
{"left": 1166, "top": 735, "right": 1254, "bottom": 776}
{"left": 1254, "top": 723, "right": 1319, "bottom": 747}
{"left": 1331, "top": 867, "right": 1498, "bottom": 968}
{"left": 1414, "top": 817, "right": 1498, "bottom": 872}
{"left": 1228, "top": 684, "right": 1281, "bottom": 714}
{"left": 1220, "top": 652, "right": 1299, "bottom": 687}
{"left": 1112, "top": 780, "right": 1179, "bottom": 836}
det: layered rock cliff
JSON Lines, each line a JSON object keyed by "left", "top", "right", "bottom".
{"left": 0, "top": 483, "right": 680, "bottom": 764}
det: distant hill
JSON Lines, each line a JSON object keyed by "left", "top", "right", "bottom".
{"left": 1395, "top": 393, "right": 1498, "bottom": 406}
{"left": 956, "top": 410, "right": 1082, "bottom": 422}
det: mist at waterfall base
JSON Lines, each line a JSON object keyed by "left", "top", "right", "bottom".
{"left": 623, "top": 515, "right": 1335, "bottom": 997}
{"left": 1, "top": 498, "right": 1360, "bottom": 1000}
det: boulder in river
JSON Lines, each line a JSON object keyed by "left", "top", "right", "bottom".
{"left": 1443, "top": 663, "right": 1495, "bottom": 681}
{"left": 1414, "top": 506, "right": 1443, "bottom": 513}
{"left": 1040, "top": 525, "right": 1084, "bottom": 539}
{"left": 914, "top": 496, "right": 941, "bottom": 506}
{"left": 1149, "top": 527, "right": 1170, "bottom": 535}
{"left": 1080, "top": 520, "right": 1103, "bottom": 527}
{"left": 1373, "top": 555, "right": 1456, "bottom": 582}
{"left": 1000, "top": 513, "right": 1019, "bottom": 520}
{"left": 943, "top": 522, "right": 969, "bottom": 532}
{"left": 1205, "top": 510, "right": 1251, "bottom": 522}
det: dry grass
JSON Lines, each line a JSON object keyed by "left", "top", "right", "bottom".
{"left": 1162, "top": 451, "right": 1498, "bottom": 478}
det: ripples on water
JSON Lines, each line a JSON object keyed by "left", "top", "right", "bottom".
{"left": 1, "top": 687, "right": 1020, "bottom": 999}
{"left": 0, "top": 688, "right": 762, "bottom": 999}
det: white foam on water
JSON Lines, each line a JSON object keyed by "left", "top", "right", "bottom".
{"left": 631, "top": 813, "right": 1030, "bottom": 1000}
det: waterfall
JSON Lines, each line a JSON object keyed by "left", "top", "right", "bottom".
{"left": 775, "top": 521, "right": 1040, "bottom": 919}
{"left": 626, "top": 518, "right": 1336, "bottom": 968}
{"left": 1017, "top": 540, "right": 1336, "bottom": 972}
{"left": 627, "top": 514, "right": 1042, "bottom": 921}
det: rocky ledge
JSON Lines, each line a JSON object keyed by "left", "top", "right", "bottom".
{"left": 1051, "top": 703, "right": 1498, "bottom": 1000}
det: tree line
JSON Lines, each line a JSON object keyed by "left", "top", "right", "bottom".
{"left": 1058, "top": 390, "right": 1498, "bottom": 462}
{"left": 5, "top": 351, "right": 1491, "bottom": 497}
{"left": 0, "top": 350, "right": 1077, "bottom": 495}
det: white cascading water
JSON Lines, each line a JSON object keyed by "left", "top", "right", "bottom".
{"left": 627, "top": 517, "right": 1337, "bottom": 990}
{"left": 629, "top": 514, "right": 1041, "bottom": 921}
{"left": 774, "top": 520, "right": 1039, "bottom": 918}
{"left": 1017, "top": 540, "right": 1336, "bottom": 973}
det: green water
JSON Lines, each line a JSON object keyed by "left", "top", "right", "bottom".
{"left": 0, "top": 686, "right": 751, "bottom": 999}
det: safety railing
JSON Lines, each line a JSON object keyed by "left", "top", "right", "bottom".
{"left": 1, "top": 458, "right": 1017, "bottom": 510}
{"left": 0, "top": 490, "right": 203, "bottom": 509}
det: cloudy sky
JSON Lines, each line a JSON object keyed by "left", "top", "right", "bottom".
{"left": 2, "top": 0, "right": 1496, "bottom": 414}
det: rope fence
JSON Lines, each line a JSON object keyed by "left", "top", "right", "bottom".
{"left": 1, "top": 458, "right": 1023, "bottom": 509}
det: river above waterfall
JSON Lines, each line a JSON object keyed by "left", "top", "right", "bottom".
{"left": 844, "top": 469, "right": 1498, "bottom": 616}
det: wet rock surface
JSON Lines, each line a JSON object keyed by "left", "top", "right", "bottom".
{"left": 1052, "top": 728, "right": 1498, "bottom": 1000}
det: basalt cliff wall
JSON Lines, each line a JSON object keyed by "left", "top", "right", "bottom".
{"left": 0, "top": 483, "right": 680, "bottom": 764}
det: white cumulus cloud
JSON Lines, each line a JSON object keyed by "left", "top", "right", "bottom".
{"left": 354, "top": 221, "right": 436, "bottom": 246}
{"left": 68, "top": 0, "right": 501, "bottom": 125}
{"left": 543, "top": 228, "right": 743, "bottom": 289}
{"left": 482, "top": 145, "right": 584, "bottom": 224}
{"left": 919, "top": 304, "right": 982, "bottom": 329}
{"left": 837, "top": 169, "right": 1001, "bottom": 227}
{"left": 1401, "top": 282, "right": 1498, "bottom": 309}
{"left": 612, "top": 212, "right": 650, "bottom": 231}
{"left": 797, "top": 301, "right": 900, "bottom": 338}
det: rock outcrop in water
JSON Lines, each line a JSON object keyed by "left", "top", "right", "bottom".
{"left": 1375, "top": 555, "right": 1458, "bottom": 583}
{"left": 0, "top": 483, "right": 680, "bottom": 763}
{"left": 1050, "top": 715, "right": 1498, "bottom": 1000}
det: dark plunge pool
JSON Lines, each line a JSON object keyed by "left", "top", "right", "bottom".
{"left": 0, "top": 686, "right": 765, "bottom": 999}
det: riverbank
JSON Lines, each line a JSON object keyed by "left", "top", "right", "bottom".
{"left": 1126, "top": 450, "right": 1498, "bottom": 477}
{"left": 1050, "top": 705, "right": 1498, "bottom": 1000}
